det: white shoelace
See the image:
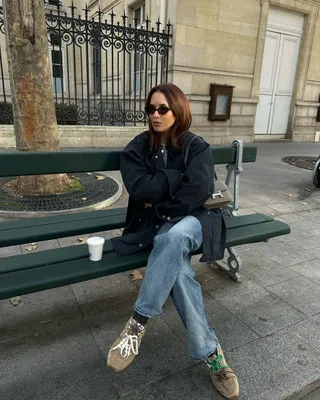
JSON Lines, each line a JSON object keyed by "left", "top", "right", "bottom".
{"left": 111, "top": 334, "right": 139, "bottom": 359}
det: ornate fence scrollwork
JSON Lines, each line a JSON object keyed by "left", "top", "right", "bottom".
{"left": 0, "top": 2, "right": 172, "bottom": 126}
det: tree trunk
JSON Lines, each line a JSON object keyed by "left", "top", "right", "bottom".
{"left": 3, "top": 0, "right": 71, "bottom": 195}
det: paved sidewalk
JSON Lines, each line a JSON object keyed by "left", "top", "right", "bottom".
{"left": 0, "top": 142, "right": 320, "bottom": 400}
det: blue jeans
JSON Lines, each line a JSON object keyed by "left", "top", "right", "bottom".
{"left": 134, "top": 216, "right": 218, "bottom": 360}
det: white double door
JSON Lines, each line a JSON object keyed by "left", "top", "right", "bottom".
{"left": 254, "top": 31, "right": 301, "bottom": 135}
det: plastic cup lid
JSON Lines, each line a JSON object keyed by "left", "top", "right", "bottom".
{"left": 87, "top": 237, "right": 105, "bottom": 246}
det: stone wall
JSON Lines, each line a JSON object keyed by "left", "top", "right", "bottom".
{"left": 168, "top": 0, "right": 320, "bottom": 143}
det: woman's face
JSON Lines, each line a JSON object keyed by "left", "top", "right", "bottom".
{"left": 148, "top": 91, "right": 176, "bottom": 134}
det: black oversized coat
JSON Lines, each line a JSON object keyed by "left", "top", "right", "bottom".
{"left": 111, "top": 131, "right": 226, "bottom": 262}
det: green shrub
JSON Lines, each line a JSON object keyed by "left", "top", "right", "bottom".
{"left": 55, "top": 103, "right": 78, "bottom": 125}
{"left": 0, "top": 102, "right": 13, "bottom": 124}
{"left": 0, "top": 102, "right": 78, "bottom": 125}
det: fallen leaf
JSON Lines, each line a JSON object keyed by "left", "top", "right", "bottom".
{"left": 96, "top": 175, "right": 105, "bottom": 180}
{"left": 302, "top": 202, "right": 308, "bottom": 206}
{"left": 130, "top": 270, "right": 143, "bottom": 282}
{"left": 10, "top": 296, "right": 21, "bottom": 306}
{"left": 305, "top": 188, "right": 311, "bottom": 192}
{"left": 87, "top": 173, "right": 92, "bottom": 175}
{"left": 287, "top": 194, "right": 293, "bottom": 198}
{"left": 40, "top": 320, "right": 52, "bottom": 325}
{"left": 25, "top": 244, "right": 37, "bottom": 251}
{"left": 76, "top": 237, "right": 88, "bottom": 244}
{"left": 82, "top": 197, "right": 87, "bottom": 201}
{"left": 34, "top": 332, "right": 39, "bottom": 338}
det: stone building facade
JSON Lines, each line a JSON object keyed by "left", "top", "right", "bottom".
{"left": 88, "top": 0, "right": 320, "bottom": 144}
{"left": 1, "top": 0, "right": 320, "bottom": 145}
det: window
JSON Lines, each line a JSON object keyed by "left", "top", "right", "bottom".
{"left": 132, "top": 3, "right": 146, "bottom": 92}
{"left": 47, "top": 0, "right": 61, "bottom": 6}
{"left": 91, "top": 28, "right": 102, "bottom": 95}
{"left": 47, "top": 0, "right": 60, "bottom": 6}
{"left": 93, "top": 45, "right": 101, "bottom": 95}
{"left": 134, "top": 5, "right": 145, "bottom": 26}
{"left": 49, "top": 33, "right": 64, "bottom": 94}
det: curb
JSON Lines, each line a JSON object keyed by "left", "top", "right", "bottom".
{"left": 286, "top": 379, "right": 320, "bottom": 400}
{"left": 0, "top": 175, "right": 123, "bottom": 219}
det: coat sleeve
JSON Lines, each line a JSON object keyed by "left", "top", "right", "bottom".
{"left": 156, "top": 138, "right": 214, "bottom": 218}
{"left": 120, "top": 136, "right": 181, "bottom": 203}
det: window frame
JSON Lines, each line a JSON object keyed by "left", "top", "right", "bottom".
{"left": 48, "top": 33, "right": 66, "bottom": 95}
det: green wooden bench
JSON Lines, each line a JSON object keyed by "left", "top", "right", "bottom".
{"left": 0, "top": 140, "right": 290, "bottom": 300}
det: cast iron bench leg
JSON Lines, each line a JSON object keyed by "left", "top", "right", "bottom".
{"left": 211, "top": 247, "right": 242, "bottom": 282}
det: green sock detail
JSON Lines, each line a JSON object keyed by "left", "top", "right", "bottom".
{"left": 207, "top": 354, "right": 229, "bottom": 374}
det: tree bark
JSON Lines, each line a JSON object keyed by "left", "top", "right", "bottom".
{"left": 3, "top": 0, "right": 71, "bottom": 195}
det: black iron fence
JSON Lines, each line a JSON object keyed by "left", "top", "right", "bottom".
{"left": 0, "top": 3, "right": 172, "bottom": 125}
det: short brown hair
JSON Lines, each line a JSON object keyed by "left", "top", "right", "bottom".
{"left": 145, "top": 83, "right": 192, "bottom": 150}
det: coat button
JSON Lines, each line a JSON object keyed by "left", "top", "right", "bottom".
{"left": 162, "top": 215, "right": 166, "bottom": 218}
{"left": 138, "top": 218, "right": 142, "bottom": 222}
{"left": 208, "top": 212, "right": 211, "bottom": 215}
{"left": 167, "top": 216, "right": 171, "bottom": 221}
{"left": 139, "top": 244, "right": 143, "bottom": 247}
{"left": 155, "top": 155, "right": 158, "bottom": 159}
{"left": 156, "top": 225, "right": 159, "bottom": 229}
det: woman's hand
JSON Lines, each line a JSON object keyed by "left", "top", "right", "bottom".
{"left": 144, "top": 203, "right": 152, "bottom": 208}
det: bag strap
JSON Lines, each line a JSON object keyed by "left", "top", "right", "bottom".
{"left": 184, "top": 135, "right": 197, "bottom": 169}
{"left": 184, "top": 135, "right": 218, "bottom": 180}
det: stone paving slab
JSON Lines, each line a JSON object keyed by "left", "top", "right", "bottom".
{"left": 267, "top": 276, "right": 320, "bottom": 316}
{"left": 162, "top": 291, "right": 260, "bottom": 352}
{"left": 0, "top": 286, "right": 81, "bottom": 341}
{"left": 1, "top": 142, "right": 320, "bottom": 399}
{"left": 238, "top": 251, "right": 299, "bottom": 287}
{"left": 288, "top": 259, "right": 320, "bottom": 285}
{"left": 0, "top": 317, "right": 119, "bottom": 400}
{"left": 120, "top": 363, "right": 225, "bottom": 400}
{"left": 79, "top": 291, "right": 195, "bottom": 397}
{"left": 225, "top": 329, "right": 320, "bottom": 400}
{"left": 202, "top": 276, "right": 307, "bottom": 337}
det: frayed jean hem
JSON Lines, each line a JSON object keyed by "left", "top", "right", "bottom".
{"left": 133, "top": 306, "right": 164, "bottom": 319}
{"left": 190, "top": 345, "right": 219, "bottom": 362}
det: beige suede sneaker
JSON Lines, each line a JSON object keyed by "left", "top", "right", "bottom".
{"left": 205, "top": 344, "right": 239, "bottom": 400}
{"left": 107, "top": 317, "right": 146, "bottom": 372}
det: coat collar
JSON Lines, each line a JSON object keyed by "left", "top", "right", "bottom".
{"left": 142, "top": 130, "right": 192, "bottom": 156}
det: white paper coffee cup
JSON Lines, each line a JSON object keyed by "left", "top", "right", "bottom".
{"left": 87, "top": 237, "right": 105, "bottom": 261}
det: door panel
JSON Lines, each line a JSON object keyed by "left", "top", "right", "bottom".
{"left": 270, "top": 34, "right": 301, "bottom": 134}
{"left": 254, "top": 94, "right": 273, "bottom": 134}
{"left": 255, "top": 29, "right": 301, "bottom": 135}
{"left": 276, "top": 36, "right": 301, "bottom": 96}
{"left": 270, "top": 95, "right": 292, "bottom": 134}
{"left": 254, "top": 32, "right": 280, "bottom": 135}
{"left": 259, "top": 33, "right": 280, "bottom": 94}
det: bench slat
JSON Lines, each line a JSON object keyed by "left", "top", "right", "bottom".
{"left": 0, "top": 213, "right": 126, "bottom": 248}
{"left": 0, "top": 219, "right": 290, "bottom": 300}
{"left": 0, "top": 211, "right": 274, "bottom": 248}
{"left": 0, "top": 146, "right": 257, "bottom": 177}
{"left": 0, "top": 249, "right": 151, "bottom": 300}
{"left": 0, "top": 207, "right": 127, "bottom": 230}
{"left": 224, "top": 213, "right": 274, "bottom": 229}
{"left": 227, "top": 220, "right": 290, "bottom": 247}
{"left": 0, "top": 241, "right": 115, "bottom": 275}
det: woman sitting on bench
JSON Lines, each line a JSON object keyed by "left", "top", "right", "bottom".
{"left": 109, "top": 83, "right": 239, "bottom": 400}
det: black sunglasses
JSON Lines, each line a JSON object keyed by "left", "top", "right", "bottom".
{"left": 145, "top": 105, "right": 171, "bottom": 115}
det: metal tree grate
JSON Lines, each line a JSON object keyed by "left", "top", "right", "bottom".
{"left": 0, "top": 173, "right": 119, "bottom": 211}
